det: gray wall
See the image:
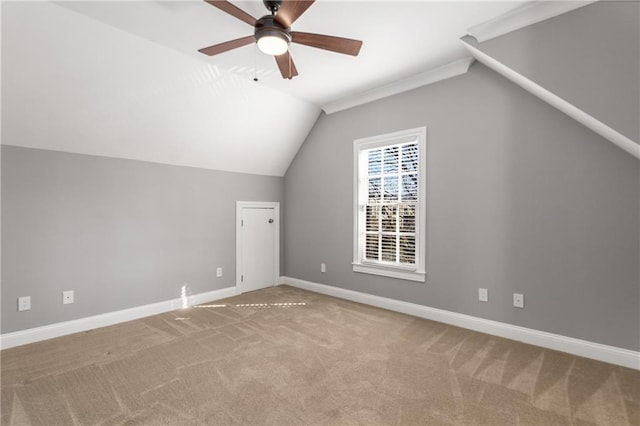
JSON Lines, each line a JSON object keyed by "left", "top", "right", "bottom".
{"left": 464, "top": 1, "right": 640, "bottom": 143}
{"left": 284, "top": 62, "right": 640, "bottom": 351}
{"left": 1, "top": 146, "right": 284, "bottom": 333}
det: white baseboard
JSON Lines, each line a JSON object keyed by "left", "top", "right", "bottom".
{"left": 0, "top": 286, "right": 240, "bottom": 350}
{"left": 281, "top": 276, "right": 640, "bottom": 370}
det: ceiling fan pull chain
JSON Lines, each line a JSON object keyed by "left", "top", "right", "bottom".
{"left": 253, "top": 46, "right": 259, "bottom": 82}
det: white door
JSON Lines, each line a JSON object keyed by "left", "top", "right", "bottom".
{"left": 237, "top": 202, "right": 279, "bottom": 293}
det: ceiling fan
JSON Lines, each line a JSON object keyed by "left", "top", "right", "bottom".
{"left": 198, "top": 0, "right": 363, "bottom": 79}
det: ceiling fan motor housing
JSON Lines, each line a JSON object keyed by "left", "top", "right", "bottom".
{"left": 255, "top": 15, "right": 292, "bottom": 44}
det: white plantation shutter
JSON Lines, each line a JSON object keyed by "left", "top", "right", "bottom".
{"left": 363, "top": 141, "right": 418, "bottom": 265}
{"left": 353, "top": 128, "right": 426, "bottom": 282}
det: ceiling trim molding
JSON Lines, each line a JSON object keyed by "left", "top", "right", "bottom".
{"left": 322, "top": 57, "right": 474, "bottom": 115}
{"left": 462, "top": 40, "right": 640, "bottom": 160}
{"left": 467, "top": 1, "right": 597, "bottom": 43}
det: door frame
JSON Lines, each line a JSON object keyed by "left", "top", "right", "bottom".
{"left": 235, "top": 201, "right": 280, "bottom": 293}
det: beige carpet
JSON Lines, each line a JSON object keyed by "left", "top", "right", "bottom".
{"left": 1, "top": 285, "right": 638, "bottom": 425}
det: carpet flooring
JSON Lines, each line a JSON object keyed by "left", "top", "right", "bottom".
{"left": 1, "top": 285, "right": 638, "bottom": 425}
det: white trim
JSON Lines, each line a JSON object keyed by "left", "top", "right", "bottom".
{"left": 281, "top": 276, "right": 640, "bottom": 370}
{"left": 322, "top": 57, "right": 473, "bottom": 115}
{"left": 353, "top": 127, "right": 427, "bottom": 282}
{"left": 235, "top": 201, "right": 280, "bottom": 294}
{"left": 462, "top": 41, "right": 640, "bottom": 160}
{"left": 0, "top": 286, "right": 239, "bottom": 350}
{"left": 353, "top": 263, "right": 425, "bottom": 282}
{"left": 467, "top": 1, "right": 597, "bottom": 43}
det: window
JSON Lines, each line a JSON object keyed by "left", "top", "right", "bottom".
{"left": 353, "top": 127, "right": 426, "bottom": 282}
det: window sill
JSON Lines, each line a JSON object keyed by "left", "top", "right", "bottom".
{"left": 352, "top": 263, "right": 426, "bottom": 282}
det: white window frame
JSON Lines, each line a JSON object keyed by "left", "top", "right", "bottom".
{"left": 352, "top": 127, "right": 427, "bottom": 282}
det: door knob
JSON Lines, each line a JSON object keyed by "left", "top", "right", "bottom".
{"left": 268, "top": 219, "right": 274, "bottom": 223}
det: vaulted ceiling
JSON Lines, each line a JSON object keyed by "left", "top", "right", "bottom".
{"left": 2, "top": 1, "right": 529, "bottom": 176}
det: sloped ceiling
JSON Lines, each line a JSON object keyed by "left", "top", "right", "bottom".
{"left": 2, "top": 1, "right": 528, "bottom": 176}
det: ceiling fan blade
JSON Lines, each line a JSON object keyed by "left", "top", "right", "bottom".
{"left": 275, "top": 51, "right": 299, "bottom": 79}
{"left": 292, "top": 32, "right": 362, "bottom": 56}
{"left": 198, "top": 35, "right": 255, "bottom": 56}
{"left": 274, "top": 0, "right": 315, "bottom": 28}
{"left": 204, "top": 0, "right": 257, "bottom": 27}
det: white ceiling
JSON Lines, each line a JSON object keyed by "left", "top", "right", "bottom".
{"left": 2, "top": 0, "right": 529, "bottom": 176}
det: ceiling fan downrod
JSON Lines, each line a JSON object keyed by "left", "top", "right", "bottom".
{"left": 263, "top": 0, "right": 283, "bottom": 15}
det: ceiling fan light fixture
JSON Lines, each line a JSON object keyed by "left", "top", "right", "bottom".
{"left": 257, "top": 32, "right": 289, "bottom": 56}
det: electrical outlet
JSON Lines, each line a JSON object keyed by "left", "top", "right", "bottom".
{"left": 321, "top": 263, "right": 326, "bottom": 273}
{"left": 18, "top": 296, "right": 31, "bottom": 311}
{"left": 216, "top": 267, "right": 222, "bottom": 278}
{"left": 62, "top": 290, "right": 74, "bottom": 305}
{"left": 513, "top": 293, "right": 524, "bottom": 308}
{"left": 478, "top": 288, "right": 488, "bottom": 302}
